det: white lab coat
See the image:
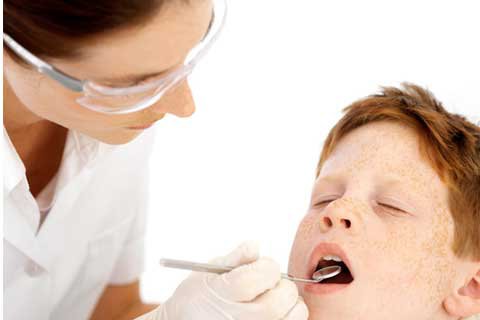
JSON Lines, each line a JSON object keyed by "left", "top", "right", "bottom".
{"left": 3, "top": 127, "right": 155, "bottom": 320}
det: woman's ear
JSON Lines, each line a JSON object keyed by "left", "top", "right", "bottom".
{"left": 444, "top": 269, "right": 480, "bottom": 317}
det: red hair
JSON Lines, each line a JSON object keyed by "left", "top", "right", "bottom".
{"left": 317, "top": 83, "right": 480, "bottom": 260}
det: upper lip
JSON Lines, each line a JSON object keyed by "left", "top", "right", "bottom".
{"left": 307, "top": 242, "right": 355, "bottom": 280}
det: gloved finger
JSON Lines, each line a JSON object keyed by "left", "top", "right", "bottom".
{"left": 254, "top": 279, "right": 299, "bottom": 319}
{"left": 209, "top": 241, "right": 259, "bottom": 268}
{"left": 282, "top": 297, "right": 309, "bottom": 320}
{"left": 209, "top": 257, "right": 281, "bottom": 302}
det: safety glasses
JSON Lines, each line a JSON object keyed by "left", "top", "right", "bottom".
{"left": 3, "top": 0, "right": 227, "bottom": 115}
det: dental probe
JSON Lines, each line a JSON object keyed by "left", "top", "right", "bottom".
{"left": 159, "top": 258, "right": 342, "bottom": 284}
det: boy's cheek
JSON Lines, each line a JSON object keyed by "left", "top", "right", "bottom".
{"left": 423, "top": 207, "right": 455, "bottom": 257}
{"left": 288, "top": 214, "right": 317, "bottom": 274}
{"left": 295, "top": 212, "right": 319, "bottom": 240}
{"left": 367, "top": 215, "right": 457, "bottom": 304}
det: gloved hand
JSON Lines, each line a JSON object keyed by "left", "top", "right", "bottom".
{"left": 136, "top": 241, "right": 308, "bottom": 320}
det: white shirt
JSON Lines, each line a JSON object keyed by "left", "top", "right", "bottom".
{"left": 3, "top": 127, "right": 155, "bottom": 320}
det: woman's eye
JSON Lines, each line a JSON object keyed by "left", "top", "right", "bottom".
{"left": 135, "top": 78, "right": 153, "bottom": 86}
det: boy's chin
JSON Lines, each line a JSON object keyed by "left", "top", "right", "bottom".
{"left": 305, "top": 302, "right": 450, "bottom": 320}
{"left": 302, "top": 293, "right": 357, "bottom": 319}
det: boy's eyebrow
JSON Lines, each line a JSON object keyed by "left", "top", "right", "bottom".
{"left": 315, "top": 173, "right": 414, "bottom": 194}
{"left": 312, "top": 174, "right": 345, "bottom": 192}
{"left": 315, "top": 174, "right": 344, "bottom": 184}
{"left": 378, "top": 176, "right": 412, "bottom": 189}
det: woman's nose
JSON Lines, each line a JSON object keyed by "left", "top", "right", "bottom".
{"left": 150, "top": 80, "right": 196, "bottom": 118}
{"left": 169, "top": 81, "right": 196, "bottom": 118}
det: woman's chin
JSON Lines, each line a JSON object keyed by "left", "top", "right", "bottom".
{"left": 90, "top": 128, "right": 145, "bottom": 145}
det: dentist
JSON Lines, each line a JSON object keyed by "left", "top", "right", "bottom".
{"left": 3, "top": 0, "right": 308, "bottom": 319}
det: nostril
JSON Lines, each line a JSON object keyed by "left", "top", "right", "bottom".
{"left": 323, "top": 217, "right": 333, "bottom": 227}
{"left": 342, "top": 219, "right": 352, "bottom": 228}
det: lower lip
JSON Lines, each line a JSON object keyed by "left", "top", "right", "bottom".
{"left": 304, "top": 282, "right": 351, "bottom": 295}
{"left": 126, "top": 123, "right": 155, "bottom": 130}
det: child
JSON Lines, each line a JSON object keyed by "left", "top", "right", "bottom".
{"left": 288, "top": 84, "right": 480, "bottom": 319}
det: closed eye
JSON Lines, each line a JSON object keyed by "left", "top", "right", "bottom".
{"left": 379, "top": 203, "right": 403, "bottom": 211}
{"left": 313, "top": 199, "right": 336, "bottom": 208}
{"left": 378, "top": 202, "right": 407, "bottom": 215}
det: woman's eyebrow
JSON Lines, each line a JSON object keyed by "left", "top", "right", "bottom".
{"left": 98, "top": 10, "right": 215, "bottom": 86}
{"left": 101, "top": 70, "right": 169, "bottom": 86}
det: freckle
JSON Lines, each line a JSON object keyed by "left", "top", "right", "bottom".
{"left": 296, "top": 214, "right": 317, "bottom": 242}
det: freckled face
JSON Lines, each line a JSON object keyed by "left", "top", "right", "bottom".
{"left": 288, "top": 121, "right": 460, "bottom": 319}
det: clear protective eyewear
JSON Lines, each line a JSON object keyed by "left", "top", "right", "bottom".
{"left": 3, "top": 0, "right": 227, "bottom": 115}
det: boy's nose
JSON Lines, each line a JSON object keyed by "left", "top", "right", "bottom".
{"left": 319, "top": 207, "right": 357, "bottom": 233}
{"left": 321, "top": 215, "right": 352, "bottom": 231}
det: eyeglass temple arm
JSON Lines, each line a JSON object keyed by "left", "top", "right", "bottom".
{"left": 40, "top": 67, "right": 84, "bottom": 92}
{"left": 3, "top": 33, "right": 84, "bottom": 92}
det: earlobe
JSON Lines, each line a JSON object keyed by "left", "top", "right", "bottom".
{"left": 444, "top": 270, "right": 480, "bottom": 317}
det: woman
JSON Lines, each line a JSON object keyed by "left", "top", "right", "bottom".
{"left": 3, "top": 1, "right": 308, "bottom": 319}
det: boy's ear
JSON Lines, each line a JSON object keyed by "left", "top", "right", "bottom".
{"left": 444, "top": 269, "right": 480, "bottom": 317}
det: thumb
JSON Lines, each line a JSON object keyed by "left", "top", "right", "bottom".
{"left": 210, "top": 241, "right": 259, "bottom": 268}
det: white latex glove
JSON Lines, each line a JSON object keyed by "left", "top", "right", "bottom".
{"left": 136, "top": 241, "right": 308, "bottom": 320}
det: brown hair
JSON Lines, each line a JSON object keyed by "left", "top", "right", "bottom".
{"left": 317, "top": 83, "right": 480, "bottom": 260}
{"left": 4, "top": 0, "right": 186, "bottom": 64}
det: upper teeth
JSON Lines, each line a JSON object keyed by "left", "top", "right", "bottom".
{"left": 323, "top": 255, "right": 342, "bottom": 262}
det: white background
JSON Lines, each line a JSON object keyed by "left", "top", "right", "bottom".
{"left": 141, "top": 0, "right": 479, "bottom": 301}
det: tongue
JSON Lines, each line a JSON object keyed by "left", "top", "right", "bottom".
{"left": 316, "top": 261, "right": 354, "bottom": 284}
{"left": 321, "top": 270, "right": 353, "bottom": 284}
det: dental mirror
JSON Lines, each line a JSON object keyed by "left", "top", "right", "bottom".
{"left": 159, "top": 258, "right": 342, "bottom": 284}
{"left": 284, "top": 265, "right": 342, "bottom": 283}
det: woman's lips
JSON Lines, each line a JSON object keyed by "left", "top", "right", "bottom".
{"left": 126, "top": 114, "right": 165, "bottom": 130}
{"left": 126, "top": 123, "right": 154, "bottom": 130}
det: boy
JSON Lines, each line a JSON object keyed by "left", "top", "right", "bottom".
{"left": 288, "top": 84, "right": 480, "bottom": 319}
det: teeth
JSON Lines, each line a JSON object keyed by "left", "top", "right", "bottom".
{"left": 322, "top": 255, "right": 343, "bottom": 262}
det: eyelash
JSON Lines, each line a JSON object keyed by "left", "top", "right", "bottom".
{"left": 312, "top": 197, "right": 408, "bottom": 220}
{"left": 134, "top": 77, "right": 157, "bottom": 86}
{"left": 313, "top": 199, "right": 336, "bottom": 208}
{"left": 377, "top": 202, "right": 407, "bottom": 217}
{"left": 379, "top": 203, "right": 401, "bottom": 210}
{"left": 127, "top": 78, "right": 153, "bottom": 87}
{"left": 314, "top": 200, "right": 405, "bottom": 213}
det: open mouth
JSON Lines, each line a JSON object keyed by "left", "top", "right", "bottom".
{"left": 314, "top": 255, "right": 354, "bottom": 284}
{"left": 303, "top": 243, "right": 355, "bottom": 295}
